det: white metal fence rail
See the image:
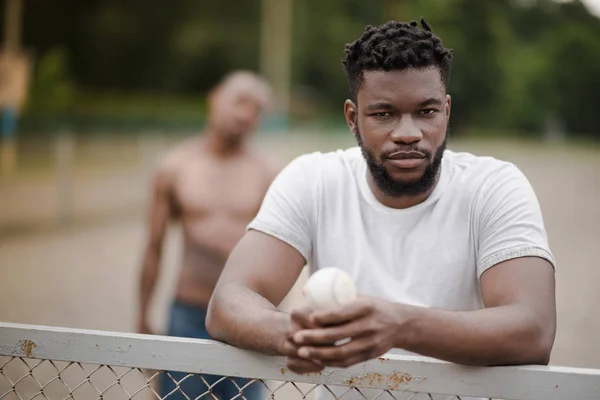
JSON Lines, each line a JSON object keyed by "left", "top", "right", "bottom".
{"left": 0, "top": 322, "right": 599, "bottom": 400}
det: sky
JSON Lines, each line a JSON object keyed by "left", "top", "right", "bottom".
{"left": 560, "top": 0, "right": 600, "bottom": 16}
{"left": 583, "top": 0, "right": 600, "bottom": 15}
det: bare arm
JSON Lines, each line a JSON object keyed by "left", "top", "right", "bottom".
{"left": 294, "top": 257, "right": 556, "bottom": 367}
{"left": 398, "top": 257, "right": 556, "bottom": 365}
{"left": 138, "top": 168, "right": 173, "bottom": 334}
{"left": 206, "top": 230, "right": 306, "bottom": 355}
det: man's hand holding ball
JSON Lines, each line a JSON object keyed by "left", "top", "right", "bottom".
{"left": 285, "top": 267, "right": 404, "bottom": 373}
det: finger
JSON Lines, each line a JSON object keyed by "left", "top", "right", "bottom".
{"left": 286, "top": 357, "right": 324, "bottom": 374}
{"left": 293, "top": 319, "right": 369, "bottom": 346}
{"left": 311, "top": 298, "right": 374, "bottom": 327}
{"left": 285, "top": 311, "right": 315, "bottom": 340}
{"left": 291, "top": 307, "right": 318, "bottom": 329}
{"left": 291, "top": 307, "right": 314, "bottom": 324}
{"left": 296, "top": 336, "right": 378, "bottom": 363}
{"left": 281, "top": 338, "right": 302, "bottom": 357}
{"left": 282, "top": 338, "right": 329, "bottom": 360}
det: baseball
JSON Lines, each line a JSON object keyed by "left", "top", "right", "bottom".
{"left": 302, "top": 267, "right": 357, "bottom": 309}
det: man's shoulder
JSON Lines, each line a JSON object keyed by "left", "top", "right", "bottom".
{"left": 155, "top": 137, "right": 200, "bottom": 176}
{"left": 443, "top": 149, "right": 533, "bottom": 206}
{"left": 444, "top": 149, "right": 523, "bottom": 180}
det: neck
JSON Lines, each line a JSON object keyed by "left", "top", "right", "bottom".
{"left": 366, "top": 171, "right": 441, "bottom": 209}
{"left": 204, "top": 130, "right": 243, "bottom": 157}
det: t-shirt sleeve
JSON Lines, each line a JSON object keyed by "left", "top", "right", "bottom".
{"left": 247, "top": 154, "right": 317, "bottom": 263}
{"left": 475, "top": 163, "right": 556, "bottom": 277}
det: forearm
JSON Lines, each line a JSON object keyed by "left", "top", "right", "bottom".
{"left": 398, "top": 304, "right": 554, "bottom": 366}
{"left": 138, "top": 253, "right": 160, "bottom": 322}
{"left": 206, "top": 283, "right": 289, "bottom": 356}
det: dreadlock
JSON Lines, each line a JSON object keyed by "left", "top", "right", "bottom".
{"left": 342, "top": 17, "right": 453, "bottom": 102}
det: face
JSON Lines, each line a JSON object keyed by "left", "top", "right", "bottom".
{"left": 209, "top": 78, "right": 269, "bottom": 148}
{"left": 344, "top": 68, "right": 451, "bottom": 197}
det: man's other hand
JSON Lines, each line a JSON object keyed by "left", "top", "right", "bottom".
{"left": 282, "top": 307, "right": 325, "bottom": 374}
{"left": 291, "top": 297, "right": 402, "bottom": 368}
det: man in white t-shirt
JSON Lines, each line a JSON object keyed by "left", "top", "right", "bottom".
{"left": 206, "top": 17, "right": 556, "bottom": 391}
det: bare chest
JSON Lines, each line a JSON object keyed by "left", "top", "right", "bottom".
{"left": 173, "top": 158, "right": 267, "bottom": 220}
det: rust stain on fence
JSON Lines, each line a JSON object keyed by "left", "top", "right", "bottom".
{"left": 19, "top": 340, "right": 36, "bottom": 357}
{"left": 345, "top": 371, "right": 425, "bottom": 390}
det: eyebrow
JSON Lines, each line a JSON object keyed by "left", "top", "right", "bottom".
{"left": 417, "top": 98, "right": 443, "bottom": 107}
{"left": 366, "top": 102, "right": 395, "bottom": 111}
{"left": 366, "top": 98, "right": 443, "bottom": 111}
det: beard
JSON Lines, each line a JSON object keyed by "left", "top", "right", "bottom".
{"left": 354, "top": 125, "right": 447, "bottom": 197}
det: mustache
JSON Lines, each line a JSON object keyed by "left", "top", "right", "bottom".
{"left": 381, "top": 145, "right": 432, "bottom": 159}
{"left": 352, "top": 124, "right": 434, "bottom": 159}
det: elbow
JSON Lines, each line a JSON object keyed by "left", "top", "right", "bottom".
{"left": 529, "top": 332, "right": 554, "bottom": 365}
{"left": 205, "top": 294, "right": 225, "bottom": 342}
{"left": 521, "top": 323, "right": 555, "bottom": 366}
{"left": 525, "top": 344, "right": 551, "bottom": 366}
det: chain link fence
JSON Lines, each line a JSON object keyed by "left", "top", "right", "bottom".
{"left": 1, "top": 323, "right": 599, "bottom": 400}
{"left": 0, "top": 356, "right": 481, "bottom": 400}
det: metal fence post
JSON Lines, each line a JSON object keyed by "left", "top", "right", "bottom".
{"left": 55, "top": 130, "right": 74, "bottom": 226}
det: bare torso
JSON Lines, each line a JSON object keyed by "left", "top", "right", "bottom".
{"left": 166, "top": 139, "right": 274, "bottom": 307}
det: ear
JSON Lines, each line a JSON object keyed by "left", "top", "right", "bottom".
{"left": 445, "top": 94, "right": 451, "bottom": 122}
{"left": 344, "top": 99, "right": 358, "bottom": 133}
{"left": 208, "top": 83, "right": 223, "bottom": 105}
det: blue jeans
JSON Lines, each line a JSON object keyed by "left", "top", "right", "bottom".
{"left": 161, "top": 301, "right": 264, "bottom": 400}
{"left": 1, "top": 107, "right": 16, "bottom": 139}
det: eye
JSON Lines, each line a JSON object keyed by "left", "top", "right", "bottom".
{"left": 419, "top": 108, "right": 439, "bottom": 116}
{"left": 371, "top": 112, "right": 393, "bottom": 118}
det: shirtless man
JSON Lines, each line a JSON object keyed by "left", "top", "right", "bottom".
{"left": 137, "top": 71, "right": 276, "bottom": 400}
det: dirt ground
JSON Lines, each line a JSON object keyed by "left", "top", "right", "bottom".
{"left": 0, "top": 132, "right": 599, "bottom": 381}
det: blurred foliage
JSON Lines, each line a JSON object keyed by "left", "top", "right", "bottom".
{"left": 27, "top": 47, "right": 75, "bottom": 113}
{"left": 14, "top": 0, "right": 600, "bottom": 137}
{"left": 410, "top": 0, "right": 600, "bottom": 136}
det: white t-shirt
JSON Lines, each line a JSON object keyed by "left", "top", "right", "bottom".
{"left": 247, "top": 146, "right": 555, "bottom": 399}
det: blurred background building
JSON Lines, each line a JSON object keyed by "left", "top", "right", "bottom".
{"left": 0, "top": 0, "right": 598, "bottom": 371}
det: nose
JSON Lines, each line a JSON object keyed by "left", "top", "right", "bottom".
{"left": 236, "top": 106, "right": 258, "bottom": 125}
{"left": 390, "top": 116, "right": 422, "bottom": 144}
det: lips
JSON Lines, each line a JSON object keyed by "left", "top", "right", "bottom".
{"left": 385, "top": 150, "right": 427, "bottom": 169}
{"left": 387, "top": 150, "right": 426, "bottom": 160}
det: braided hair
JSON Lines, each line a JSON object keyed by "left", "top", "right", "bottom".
{"left": 342, "top": 18, "right": 453, "bottom": 102}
